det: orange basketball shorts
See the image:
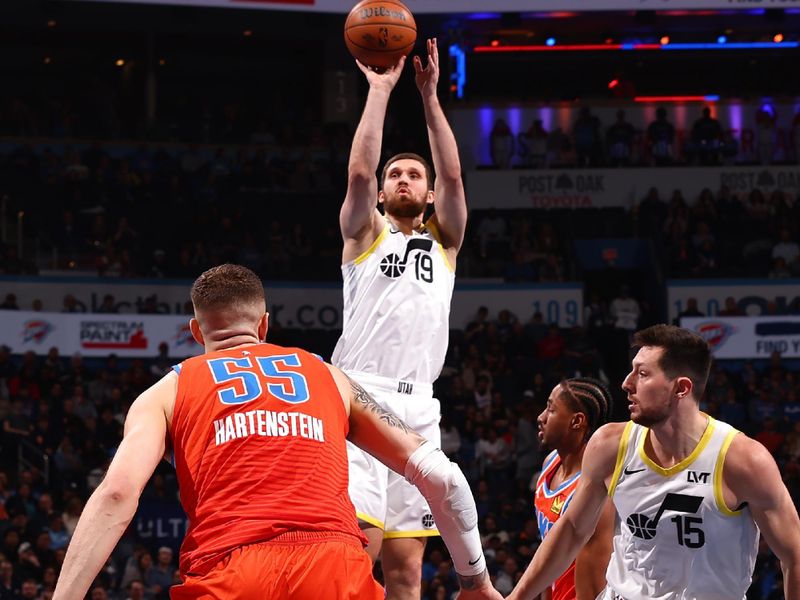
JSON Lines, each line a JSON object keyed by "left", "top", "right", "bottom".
{"left": 171, "top": 535, "right": 384, "bottom": 600}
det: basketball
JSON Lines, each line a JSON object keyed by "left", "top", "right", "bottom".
{"left": 626, "top": 513, "right": 658, "bottom": 540}
{"left": 344, "top": 0, "right": 417, "bottom": 70}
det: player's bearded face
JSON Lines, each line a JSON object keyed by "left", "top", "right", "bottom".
{"left": 383, "top": 188, "right": 429, "bottom": 217}
{"left": 381, "top": 160, "right": 431, "bottom": 218}
{"left": 623, "top": 347, "right": 674, "bottom": 428}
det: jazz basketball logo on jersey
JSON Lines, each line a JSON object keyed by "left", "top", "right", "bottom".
{"left": 626, "top": 492, "right": 705, "bottom": 548}
{"left": 380, "top": 238, "right": 434, "bottom": 281}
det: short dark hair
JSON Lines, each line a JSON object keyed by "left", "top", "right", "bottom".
{"left": 380, "top": 153, "right": 434, "bottom": 191}
{"left": 190, "top": 264, "right": 265, "bottom": 312}
{"left": 559, "top": 377, "right": 614, "bottom": 439}
{"left": 633, "top": 324, "right": 712, "bottom": 399}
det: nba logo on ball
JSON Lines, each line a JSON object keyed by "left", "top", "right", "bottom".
{"left": 422, "top": 514, "right": 435, "bottom": 529}
{"left": 344, "top": 0, "right": 417, "bottom": 69}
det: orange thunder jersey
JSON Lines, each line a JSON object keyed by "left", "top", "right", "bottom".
{"left": 170, "top": 343, "right": 365, "bottom": 577}
{"left": 534, "top": 451, "right": 582, "bottom": 600}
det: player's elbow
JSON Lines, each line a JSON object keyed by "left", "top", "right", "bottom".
{"left": 436, "top": 171, "right": 464, "bottom": 188}
{"left": 96, "top": 475, "right": 140, "bottom": 511}
{"left": 347, "top": 167, "right": 374, "bottom": 188}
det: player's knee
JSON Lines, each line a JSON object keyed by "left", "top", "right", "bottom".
{"left": 384, "top": 545, "right": 422, "bottom": 575}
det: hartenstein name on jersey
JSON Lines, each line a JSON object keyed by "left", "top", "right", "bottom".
{"left": 213, "top": 410, "right": 325, "bottom": 446}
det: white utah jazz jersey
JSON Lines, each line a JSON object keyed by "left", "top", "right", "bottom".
{"left": 606, "top": 417, "right": 759, "bottom": 600}
{"left": 332, "top": 219, "right": 455, "bottom": 385}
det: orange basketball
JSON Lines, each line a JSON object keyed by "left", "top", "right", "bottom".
{"left": 344, "top": 0, "right": 417, "bottom": 70}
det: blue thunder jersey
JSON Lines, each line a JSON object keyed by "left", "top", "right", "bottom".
{"left": 605, "top": 417, "right": 759, "bottom": 600}
{"left": 332, "top": 218, "right": 455, "bottom": 386}
{"left": 534, "top": 450, "right": 581, "bottom": 600}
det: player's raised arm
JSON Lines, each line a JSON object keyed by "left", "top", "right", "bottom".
{"left": 54, "top": 372, "right": 176, "bottom": 600}
{"left": 341, "top": 57, "right": 406, "bottom": 245}
{"left": 509, "top": 423, "right": 622, "bottom": 600}
{"left": 325, "top": 364, "right": 502, "bottom": 600}
{"left": 414, "top": 38, "right": 467, "bottom": 252}
{"left": 726, "top": 434, "right": 800, "bottom": 599}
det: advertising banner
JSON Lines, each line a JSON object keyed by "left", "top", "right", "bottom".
{"left": 466, "top": 165, "right": 800, "bottom": 210}
{"left": 0, "top": 278, "right": 585, "bottom": 345}
{"left": 681, "top": 316, "right": 800, "bottom": 359}
{"left": 667, "top": 279, "right": 800, "bottom": 324}
{"left": 134, "top": 500, "right": 189, "bottom": 554}
{"left": 0, "top": 311, "right": 203, "bottom": 358}
{"left": 63, "top": 0, "right": 800, "bottom": 14}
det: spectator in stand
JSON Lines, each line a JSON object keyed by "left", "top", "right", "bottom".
{"left": 520, "top": 119, "right": 548, "bottom": 168}
{"left": 583, "top": 292, "right": 609, "bottom": 343}
{"left": 536, "top": 325, "right": 565, "bottom": 365}
{"left": 756, "top": 417, "right": 785, "bottom": 456}
{"left": 477, "top": 209, "right": 509, "bottom": 260}
{"left": 19, "top": 579, "right": 38, "bottom": 600}
{"left": 546, "top": 126, "right": 571, "bottom": 167}
{"left": 772, "top": 228, "right": 800, "bottom": 270}
{"left": 718, "top": 296, "right": 744, "bottom": 316}
{"left": 61, "top": 295, "right": 80, "bottom": 313}
{"left": 691, "top": 221, "right": 715, "bottom": 252}
{"left": 494, "top": 557, "right": 518, "bottom": 596}
{"left": 606, "top": 109, "right": 636, "bottom": 166}
{"left": 755, "top": 106, "right": 776, "bottom": 165}
{"left": 490, "top": 118, "right": 514, "bottom": 168}
{"left": 440, "top": 413, "right": 461, "bottom": 460}
{"left": 675, "top": 297, "right": 704, "bottom": 324}
{"left": 637, "top": 187, "right": 668, "bottom": 240}
{"left": 573, "top": 107, "right": 602, "bottom": 167}
{"left": 609, "top": 285, "right": 640, "bottom": 339}
{"left": 719, "top": 387, "right": 747, "bottom": 430}
{"left": 689, "top": 107, "right": 723, "bottom": 165}
{"left": 784, "top": 390, "right": 800, "bottom": 426}
{"left": 646, "top": 107, "right": 675, "bottom": 165}
{"left": 693, "top": 238, "right": 717, "bottom": 276}
{"left": 663, "top": 190, "right": 690, "bottom": 242}
{"left": 146, "top": 547, "right": 175, "bottom": 600}
{"left": 474, "top": 375, "right": 493, "bottom": 412}
{"left": 95, "top": 295, "right": 118, "bottom": 314}
{"left": 0, "top": 294, "right": 19, "bottom": 310}
{"left": 513, "top": 401, "right": 540, "bottom": 488}
{"left": 0, "top": 560, "right": 17, "bottom": 599}
{"left": 769, "top": 257, "right": 792, "bottom": 278}
{"left": 16, "top": 543, "right": 42, "bottom": 583}
{"left": 125, "top": 580, "right": 145, "bottom": 600}
{"left": 476, "top": 428, "right": 512, "bottom": 491}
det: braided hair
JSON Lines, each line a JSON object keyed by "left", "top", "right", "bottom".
{"left": 559, "top": 377, "right": 614, "bottom": 441}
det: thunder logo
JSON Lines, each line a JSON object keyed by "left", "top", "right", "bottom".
{"left": 174, "top": 323, "right": 197, "bottom": 347}
{"left": 22, "top": 320, "right": 53, "bottom": 344}
{"left": 694, "top": 321, "right": 735, "bottom": 350}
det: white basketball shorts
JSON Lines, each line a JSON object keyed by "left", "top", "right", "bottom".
{"left": 345, "top": 371, "right": 442, "bottom": 539}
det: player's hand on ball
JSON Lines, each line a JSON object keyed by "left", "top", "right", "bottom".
{"left": 355, "top": 55, "right": 406, "bottom": 91}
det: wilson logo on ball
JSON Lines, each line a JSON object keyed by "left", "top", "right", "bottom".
{"left": 358, "top": 7, "right": 409, "bottom": 21}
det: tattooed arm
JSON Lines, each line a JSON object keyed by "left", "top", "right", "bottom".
{"left": 325, "top": 364, "right": 503, "bottom": 600}
{"left": 325, "top": 364, "right": 424, "bottom": 473}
